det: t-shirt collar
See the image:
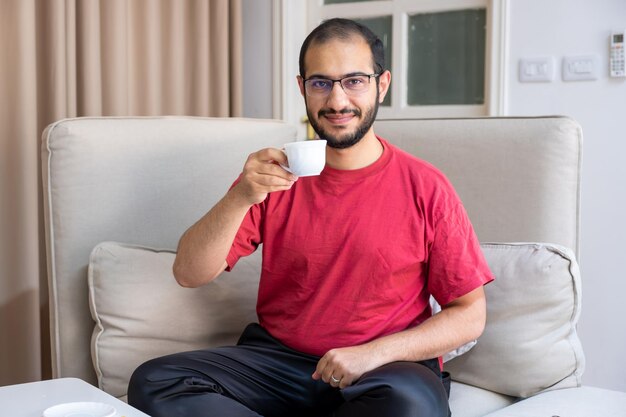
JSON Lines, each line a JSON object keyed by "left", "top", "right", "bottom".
{"left": 320, "top": 136, "right": 392, "bottom": 182}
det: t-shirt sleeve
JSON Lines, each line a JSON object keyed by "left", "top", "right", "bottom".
{"left": 427, "top": 191, "right": 494, "bottom": 306}
{"left": 224, "top": 182, "right": 265, "bottom": 271}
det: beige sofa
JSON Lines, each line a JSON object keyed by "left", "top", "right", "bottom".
{"left": 41, "top": 116, "right": 626, "bottom": 416}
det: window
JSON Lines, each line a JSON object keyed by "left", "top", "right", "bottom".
{"left": 407, "top": 9, "right": 486, "bottom": 106}
{"left": 353, "top": 15, "right": 392, "bottom": 106}
{"left": 305, "top": 0, "right": 508, "bottom": 118}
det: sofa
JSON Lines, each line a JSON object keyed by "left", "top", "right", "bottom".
{"left": 41, "top": 116, "right": 626, "bottom": 416}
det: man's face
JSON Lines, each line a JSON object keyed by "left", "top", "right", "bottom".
{"left": 298, "top": 37, "right": 389, "bottom": 149}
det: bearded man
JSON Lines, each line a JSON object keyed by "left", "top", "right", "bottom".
{"left": 128, "top": 18, "right": 493, "bottom": 417}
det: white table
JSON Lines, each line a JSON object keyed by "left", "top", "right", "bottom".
{"left": 0, "top": 377, "right": 150, "bottom": 417}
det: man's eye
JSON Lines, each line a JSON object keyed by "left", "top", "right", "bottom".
{"left": 310, "top": 80, "right": 331, "bottom": 89}
{"left": 344, "top": 77, "right": 365, "bottom": 86}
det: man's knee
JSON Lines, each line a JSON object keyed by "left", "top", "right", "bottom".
{"left": 381, "top": 364, "right": 446, "bottom": 411}
{"left": 341, "top": 362, "right": 449, "bottom": 417}
{"left": 127, "top": 357, "right": 165, "bottom": 407}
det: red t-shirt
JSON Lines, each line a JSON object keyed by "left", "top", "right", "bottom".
{"left": 226, "top": 137, "right": 493, "bottom": 356}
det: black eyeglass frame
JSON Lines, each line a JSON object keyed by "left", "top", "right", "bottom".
{"left": 302, "top": 73, "right": 381, "bottom": 97}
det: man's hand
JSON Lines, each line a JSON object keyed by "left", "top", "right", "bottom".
{"left": 312, "top": 345, "right": 384, "bottom": 389}
{"left": 233, "top": 148, "right": 298, "bottom": 205}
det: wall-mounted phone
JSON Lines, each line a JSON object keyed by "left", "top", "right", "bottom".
{"left": 610, "top": 31, "right": 625, "bottom": 77}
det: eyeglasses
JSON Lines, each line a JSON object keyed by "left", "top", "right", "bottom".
{"left": 303, "top": 73, "right": 380, "bottom": 97}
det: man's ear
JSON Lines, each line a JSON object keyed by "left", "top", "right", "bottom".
{"left": 377, "top": 70, "right": 391, "bottom": 103}
{"left": 297, "top": 75, "right": 305, "bottom": 97}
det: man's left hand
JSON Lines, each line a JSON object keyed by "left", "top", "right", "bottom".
{"left": 312, "top": 345, "right": 382, "bottom": 389}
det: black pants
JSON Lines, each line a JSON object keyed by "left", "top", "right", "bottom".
{"left": 128, "top": 323, "right": 450, "bottom": 417}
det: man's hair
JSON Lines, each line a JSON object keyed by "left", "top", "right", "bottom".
{"left": 298, "top": 18, "right": 385, "bottom": 78}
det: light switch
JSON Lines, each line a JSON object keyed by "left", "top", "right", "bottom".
{"left": 519, "top": 57, "right": 555, "bottom": 82}
{"left": 562, "top": 55, "right": 599, "bottom": 81}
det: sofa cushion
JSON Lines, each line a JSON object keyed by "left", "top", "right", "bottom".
{"left": 88, "top": 241, "right": 584, "bottom": 401}
{"left": 88, "top": 241, "right": 260, "bottom": 399}
{"left": 445, "top": 242, "right": 584, "bottom": 398}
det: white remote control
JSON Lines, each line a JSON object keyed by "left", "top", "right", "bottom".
{"left": 610, "top": 31, "right": 625, "bottom": 77}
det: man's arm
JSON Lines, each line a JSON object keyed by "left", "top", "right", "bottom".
{"left": 173, "top": 148, "right": 297, "bottom": 287}
{"left": 312, "top": 286, "right": 486, "bottom": 388}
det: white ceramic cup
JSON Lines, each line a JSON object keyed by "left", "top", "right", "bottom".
{"left": 281, "top": 139, "right": 327, "bottom": 177}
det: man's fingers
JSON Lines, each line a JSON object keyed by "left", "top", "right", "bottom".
{"left": 313, "top": 354, "right": 347, "bottom": 388}
{"left": 313, "top": 348, "right": 368, "bottom": 389}
{"left": 262, "top": 163, "right": 298, "bottom": 182}
{"left": 339, "top": 376, "right": 352, "bottom": 389}
{"left": 254, "top": 147, "right": 289, "bottom": 166}
{"left": 246, "top": 149, "right": 297, "bottom": 181}
{"left": 249, "top": 171, "right": 296, "bottom": 189}
{"left": 312, "top": 356, "right": 329, "bottom": 382}
{"left": 233, "top": 147, "right": 299, "bottom": 205}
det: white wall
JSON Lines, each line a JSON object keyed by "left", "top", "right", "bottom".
{"left": 507, "top": 0, "right": 626, "bottom": 392}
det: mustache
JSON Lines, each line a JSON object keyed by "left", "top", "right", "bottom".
{"left": 318, "top": 108, "right": 361, "bottom": 118}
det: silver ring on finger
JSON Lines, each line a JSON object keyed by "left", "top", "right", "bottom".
{"left": 331, "top": 375, "right": 340, "bottom": 384}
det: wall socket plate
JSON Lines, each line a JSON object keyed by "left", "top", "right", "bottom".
{"left": 519, "top": 57, "right": 555, "bottom": 82}
{"left": 562, "top": 55, "right": 599, "bottom": 81}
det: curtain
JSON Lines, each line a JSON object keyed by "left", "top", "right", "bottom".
{"left": 0, "top": 0, "right": 242, "bottom": 386}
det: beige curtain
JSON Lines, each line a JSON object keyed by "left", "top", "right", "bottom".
{"left": 0, "top": 0, "right": 242, "bottom": 386}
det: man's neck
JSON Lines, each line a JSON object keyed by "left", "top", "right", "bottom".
{"left": 325, "top": 130, "right": 383, "bottom": 171}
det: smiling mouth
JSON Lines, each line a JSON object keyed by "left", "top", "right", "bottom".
{"left": 325, "top": 114, "right": 354, "bottom": 125}
{"left": 319, "top": 109, "right": 360, "bottom": 126}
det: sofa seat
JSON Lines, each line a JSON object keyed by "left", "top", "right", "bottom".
{"left": 449, "top": 382, "right": 516, "bottom": 417}
{"left": 483, "top": 386, "right": 626, "bottom": 417}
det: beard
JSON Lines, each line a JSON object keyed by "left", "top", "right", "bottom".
{"left": 306, "top": 91, "right": 380, "bottom": 149}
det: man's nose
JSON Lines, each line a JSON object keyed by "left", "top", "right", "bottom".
{"left": 325, "top": 81, "right": 350, "bottom": 109}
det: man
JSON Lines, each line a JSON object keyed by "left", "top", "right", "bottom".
{"left": 128, "top": 18, "right": 493, "bottom": 417}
